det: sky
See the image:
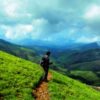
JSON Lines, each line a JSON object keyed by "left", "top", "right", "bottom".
{"left": 0, "top": 0, "right": 100, "bottom": 45}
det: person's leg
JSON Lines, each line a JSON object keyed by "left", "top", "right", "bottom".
{"left": 44, "top": 67, "right": 49, "bottom": 81}
{"left": 43, "top": 66, "right": 46, "bottom": 80}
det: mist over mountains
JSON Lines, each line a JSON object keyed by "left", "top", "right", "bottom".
{"left": 1, "top": 38, "right": 100, "bottom": 54}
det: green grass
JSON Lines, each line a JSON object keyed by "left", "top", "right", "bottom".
{"left": 70, "top": 71, "right": 100, "bottom": 86}
{"left": 48, "top": 70, "right": 100, "bottom": 100}
{"left": 0, "top": 51, "right": 44, "bottom": 100}
{"left": 1, "top": 50, "right": 100, "bottom": 100}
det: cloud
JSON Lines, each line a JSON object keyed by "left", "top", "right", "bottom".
{"left": 3, "top": 0, "right": 19, "bottom": 18}
{"left": 0, "top": 0, "right": 100, "bottom": 44}
{"left": 0, "top": 18, "right": 57, "bottom": 40}
{"left": 0, "top": 24, "right": 33, "bottom": 40}
{"left": 84, "top": 4, "right": 100, "bottom": 20}
{"left": 76, "top": 36, "right": 99, "bottom": 43}
{"left": 83, "top": 4, "right": 100, "bottom": 39}
{"left": 32, "top": 18, "right": 50, "bottom": 37}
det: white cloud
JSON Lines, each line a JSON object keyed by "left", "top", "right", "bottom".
{"left": 0, "top": 24, "right": 33, "bottom": 40}
{"left": 2, "top": 0, "right": 32, "bottom": 19}
{"left": 0, "top": 18, "right": 50, "bottom": 40}
{"left": 31, "top": 18, "right": 51, "bottom": 38}
{"left": 2, "top": 0, "right": 20, "bottom": 18}
{"left": 16, "top": 24, "right": 33, "bottom": 33}
{"left": 0, "top": 18, "right": 50, "bottom": 41}
{"left": 84, "top": 4, "right": 100, "bottom": 20}
{"left": 76, "top": 36, "right": 99, "bottom": 43}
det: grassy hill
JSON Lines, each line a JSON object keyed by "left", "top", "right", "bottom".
{"left": 69, "top": 70, "right": 100, "bottom": 86}
{"left": 1, "top": 39, "right": 100, "bottom": 86}
{"left": 67, "top": 60, "right": 100, "bottom": 86}
{"left": 49, "top": 71, "right": 100, "bottom": 100}
{"left": 52, "top": 49, "right": 100, "bottom": 86}
{"left": 55, "top": 48, "right": 100, "bottom": 67}
{"left": 0, "top": 39, "right": 39, "bottom": 63}
{"left": 70, "top": 60, "right": 100, "bottom": 71}
{"left": 0, "top": 51, "right": 100, "bottom": 100}
{"left": 0, "top": 51, "right": 44, "bottom": 100}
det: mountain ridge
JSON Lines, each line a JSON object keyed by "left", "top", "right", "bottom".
{"left": 0, "top": 39, "right": 39, "bottom": 62}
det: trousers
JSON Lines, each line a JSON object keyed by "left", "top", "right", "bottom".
{"left": 43, "top": 66, "right": 49, "bottom": 80}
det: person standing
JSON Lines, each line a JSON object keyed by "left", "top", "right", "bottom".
{"left": 40, "top": 51, "right": 52, "bottom": 81}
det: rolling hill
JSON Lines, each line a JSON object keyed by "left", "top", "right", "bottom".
{"left": 68, "top": 60, "right": 100, "bottom": 86}
{"left": 52, "top": 48, "right": 100, "bottom": 86}
{"left": 0, "top": 51, "right": 100, "bottom": 100}
{"left": 0, "top": 39, "right": 39, "bottom": 62}
{"left": 55, "top": 48, "right": 100, "bottom": 67}
{"left": 0, "top": 39, "right": 100, "bottom": 86}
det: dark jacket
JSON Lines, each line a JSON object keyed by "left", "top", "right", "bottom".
{"left": 40, "top": 54, "right": 50, "bottom": 68}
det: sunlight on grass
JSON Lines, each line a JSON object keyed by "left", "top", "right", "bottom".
{"left": 0, "top": 51, "right": 44, "bottom": 100}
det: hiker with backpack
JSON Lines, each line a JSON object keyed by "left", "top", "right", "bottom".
{"left": 40, "top": 51, "right": 52, "bottom": 81}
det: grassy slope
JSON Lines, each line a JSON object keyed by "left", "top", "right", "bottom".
{"left": 0, "top": 39, "right": 39, "bottom": 63}
{"left": 70, "top": 71, "right": 100, "bottom": 86}
{"left": 53, "top": 53, "right": 100, "bottom": 86}
{"left": 0, "top": 51, "right": 100, "bottom": 100}
{"left": 0, "top": 51, "right": 44, "bottom": 100}
{"left": 49, "top": 71, "right": 100, "bottom": 100}
{"left": 69, "top": 60, "right": 100, "bottom": 86}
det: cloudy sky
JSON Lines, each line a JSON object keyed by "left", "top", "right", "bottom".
{"left": 0, "top": 0, "right": 100, "bottom": 44}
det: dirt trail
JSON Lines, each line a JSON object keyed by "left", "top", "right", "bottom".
{"left": 33, "top": 72, "right": 52, "bottom": 100}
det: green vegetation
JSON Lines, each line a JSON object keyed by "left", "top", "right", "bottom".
{"left": 68, "top": 60, "right": 100, "bottom": 86}
{"left": 57, "top": 48, "right": 100, "bottom": 67}
{"left": 0, "top": 51, "right": 100, "bottom": 100}
{"left": 52, "top": 49, "right": 100, "bottom": 86}
{"left": 0, "top": 51, "right": 44, "bottom": 100}
{"left": 48, "top": 71, "right": 100, "bottom": 100}
{"left": 70, "top": 60, "right": 100, "bottom": 71}
{"left": 70, "top": 71, "right": 100, "bottom": 86}
{"left": 1, "top": 39, "right": 100, "bottom": 86}
{"left": 0, "top": 39, "right": 39, "bottom": 63}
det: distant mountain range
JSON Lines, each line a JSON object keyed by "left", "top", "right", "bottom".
{"left": 0, "top": 39, "right": 100, "bottom": 85}
{"left": 1, "top": 39, "right": 100, "bottom": 66}
{"left": 18, "top": 38, "right": 100, "bottom": 51}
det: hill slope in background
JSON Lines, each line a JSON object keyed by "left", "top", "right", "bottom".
{"left": 0, "top": 39, "right": 39, "bottom": 62}
{"left": 53, "top": 48, "right": 100, "bottom": 86}
{"left": 0, "top": 51, "right": 100, "bottom": 100}
{"left": 56, "top": 48, "right": 100, "bottom": 67}
{"left": 0, "top": 51, "right": 43, "bottom": 100}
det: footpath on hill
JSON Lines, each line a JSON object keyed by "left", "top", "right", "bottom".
{"left": 33, "top": 72, "right": 52, "bottom": 100}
